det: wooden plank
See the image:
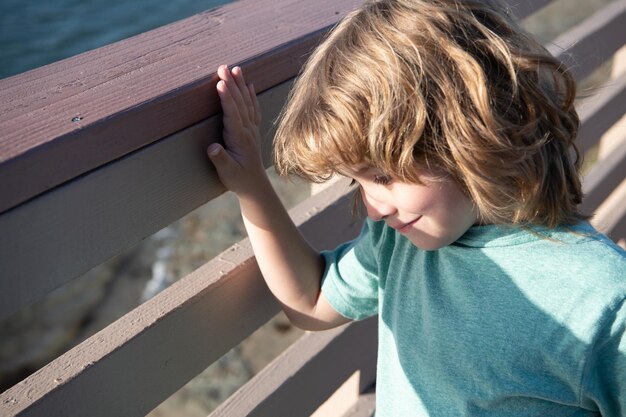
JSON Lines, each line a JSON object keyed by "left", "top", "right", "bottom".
{"left": 511, "top": 0, "right": 555, "bottom": 20}
{"left": 547, "top": 0, "right": 626, "bottom": 82}
{"left": 0, "top": 244, "right": 278, "bottom": 417}
{"left": 593, "top": 179, "right": 626, "bottom": 240}
{"left": 577, "top": 71, "right": 626, "bottom": 155}
{"left": 0, "top": 0, "right": 579, "bottom": 321}
{"left": 342, "top": 389, "right": 376, "bottom": 417}
{"left": 581, "top": 130, "right": 626, "bottom": 214}
{"left": 0, "top": 0, "right": 365, "bottom": 214}
{"left": 0, "top": 178, "right": 363, "bottom": 417}
{"left": 0, "top": 80, "right": 292, "bottom": 322}
{"left": 311, "top": 371, "right": 363, "bottom": 417}
{"left": 0, "top": 0, "right": 564, "bottom": 216}
{"left": 211, "top": 317, "right": 377, "bottom": 417}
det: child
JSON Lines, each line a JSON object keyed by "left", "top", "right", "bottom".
{"left": 207, "top": 0, "right": 626, "bottom": 415}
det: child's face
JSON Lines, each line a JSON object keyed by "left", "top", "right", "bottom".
{"left": 348, "top": 166, "right": 478, "bottom": 250}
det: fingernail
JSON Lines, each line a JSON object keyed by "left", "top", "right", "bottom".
{"left": 208, "top": 144, "right": 221, "bottom": 156}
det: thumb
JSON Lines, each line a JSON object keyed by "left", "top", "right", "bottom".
{"left": 207, "top": 143, "right": 227, "bottom": 164}
{"left": 207, "top": 143, "right": 238, "bottom": 175}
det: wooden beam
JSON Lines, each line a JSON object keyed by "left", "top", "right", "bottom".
{"left": 0, "top": 2, "right": 623, "bottom": 417}
{"left": 0, "top": 179, "right": 363, "bottom": 417}
{"left": 342, "top": 389, "right": 376, "bottom": 417}
{"left": 548, "top": 0, "right": 626, "bottom": 82}
{"left": 0, "top": 0, "right": 569, "bottom": 215}
{"left": 593, "top": 179, "right": 626, "bottom": 240}
{"left": 577, "top": 71, "right": 626, "bottom": 155}
{"left": 0, "top": 0, "right": 365, "bottom": 214}
{"left": 211, "top": 318, "right": 377, "bottom": 417}
{"left": 582, "top": 130, "right": 626, "bottom": 214}
{"left": 510, "top": 0, "right": 555, "bottom": 20}
{"left": 0, "top": 80, "right": 293, "bottom": 321}
{"left": 0, "top": 0, "right": 572, "bottom": 321}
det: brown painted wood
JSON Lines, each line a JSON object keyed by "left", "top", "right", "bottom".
{"left": 577, "top": 71, "right": 626, "bottom": 155}
{"left": 343, "top": 389, "right": 376, "bottom": 417}
{"left": 0, "top": 0, "right": 563, "bottom": 215}
{"left": 211, "top": 318, "right": 377, "bottom": 417}
{"left": 0, "top": 179, "right": 363, "bottom": 417}
{"left": 0, "top": 1, "right": 623, "bottom": 416}
{"left": 607, "top": 196, "right": 626, "bottom": 239}
{"left": 582, "top": 131, "right": 626, "bottom": 214}
{"left": 547, "top": 0, "right": 626, "bottom": 83}
{"left": 610, "top": 202, "right": 626, "bottom": 239}
{"left": 0, "top": 241, "right": 279, "bottom": 417}
{"left": 0, "top": 0, "right": 364, "bottom": 214}
{"left": 0, "top": 80, "right": 294, "bottom": 321}
{"left": 593, "top": 179, "right": 626, "bottom": 240}
{"left": 511, "top": 0, "right": 555, "bottom": 19}
{"left": 0, "top": 0, "right": 570, "bottom": 321}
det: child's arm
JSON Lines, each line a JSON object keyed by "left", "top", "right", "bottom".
{"left": 207, "top": 65, "right": 350, "bottom": 331}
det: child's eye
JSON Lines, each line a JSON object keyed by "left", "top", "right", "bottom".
{"left": 373, "top": 174, "right": 392, "bottom": 185}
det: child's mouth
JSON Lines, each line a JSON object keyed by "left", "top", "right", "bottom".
{"left": 394, "top": 217, "right": 421, "bottom": 233}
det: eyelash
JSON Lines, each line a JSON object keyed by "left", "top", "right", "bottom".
{"left": 373, "top": 175, "right": 392, "bottom": 185}
{"left": 349, "top": 175, "right": 393, "bottom": 186}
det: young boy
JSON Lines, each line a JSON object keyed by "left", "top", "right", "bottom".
{"left": 207, "top": 0, "right": 626, "bottom": 415}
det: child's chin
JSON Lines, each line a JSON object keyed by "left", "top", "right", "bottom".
{"left": 405, "top": 230, "right": 462, "bottom": 251}
{"left": 406, "top": 235, "right": 450, "bottom": 251}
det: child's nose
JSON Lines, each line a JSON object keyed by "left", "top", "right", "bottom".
{"left": 362, "top": 191, "right": 395, "bottom": 221}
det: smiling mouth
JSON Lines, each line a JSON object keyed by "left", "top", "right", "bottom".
{"left": 392, "top": 217, "right": 421, "bottom": 233}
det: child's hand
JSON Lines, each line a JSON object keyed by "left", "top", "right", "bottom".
{"left": 207, "top": 68, "right": 345, "bottom": 332}
{"left": 207, "top": 65, "right": 265, "bottom": 197}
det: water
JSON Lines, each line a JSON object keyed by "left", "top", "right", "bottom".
{"left": 0, "top": 0, "right": 232, "bottom": 80}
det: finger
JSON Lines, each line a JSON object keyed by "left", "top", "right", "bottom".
{"left": 231, "top": 66, "right": 248, "bottom": 97}
{"left": 232, "top": 66, "right": 255, "bottom": 124}
{"left": 217, "top": 80, "right": 243, "bottom": 127}
{"left": 218, "top": 66, "right": 250, "bottom": 125}
{"left": 248, "top": 83, "right": 262, "bottom": 126}
{"left": 207, "top": 143, "right": 223, "bottom": 158}
{"left": 207, "top": 143, "right": 237, "bottom": 177}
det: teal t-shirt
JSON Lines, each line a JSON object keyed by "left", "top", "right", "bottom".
{"left": 321, "top": 220, "right": 626, "bottom": 416}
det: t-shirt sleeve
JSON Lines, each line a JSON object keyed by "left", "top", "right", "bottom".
{"left": 320, "top": 219, "right": 383, "bottom": 321}
{"left": 580, "top": 297, "right": 626, "bottom": 416}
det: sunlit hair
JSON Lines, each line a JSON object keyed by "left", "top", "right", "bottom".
{"left": 274, "top": 0, "right": 584, "bottom": 227}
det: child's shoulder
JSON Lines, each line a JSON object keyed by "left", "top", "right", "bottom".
{"left": 455, "top": 221, "right": 625, "bottom": 283}
{"left": 488, "top": 223, "right": 625, "bottom": 328}
{"left": 561, "top": 222, "right": 626, "bottom": 266}
{"left": 535, "top": 222, "right": 626, "bottom": 291}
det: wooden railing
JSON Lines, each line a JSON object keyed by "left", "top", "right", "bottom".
{"left": 1, "top": 0, "right": 625, "bottom": 415}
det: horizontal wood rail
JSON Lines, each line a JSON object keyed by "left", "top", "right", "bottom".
{"left": 212, "top": 317, "right": 377, "bottom": 417}
{"left": 0, "top": 0, "right": 547, "bottom": 214}
{"left": 0, "top": 0, "right": 364, "bottom": 214}
{"left": 0, "top": 0, "right": 565, "bottom": 322}
{"left": 1, "top": 0, "right": 625, "bottom": 416}
{"left": 548, "top": 0, "right": 626, "bottom": 83}
{"left": 0, "top": 179, "right": 363, "bottom": 417}
{"left": 0, "top": 80, "right": 294, "bottom": 321}
{"left": 2, "top": 0, "right": 620, "bottom": 321}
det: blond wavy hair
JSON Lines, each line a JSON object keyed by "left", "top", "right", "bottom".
{"left": 274, "top": 0, "right": 584, "bottom": 227}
